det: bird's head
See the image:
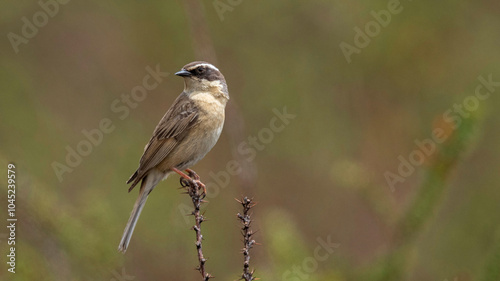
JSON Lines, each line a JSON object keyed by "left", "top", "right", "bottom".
{"left": 175, "top": 61, "right": 229, "bottom": 100}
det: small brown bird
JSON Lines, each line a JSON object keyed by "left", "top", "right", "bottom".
{"left": 118, "top": 61, "right": 229, "bottom": 253}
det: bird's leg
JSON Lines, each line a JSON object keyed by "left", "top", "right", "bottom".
{"left": 172, "top": 167, "right": 192, "bottom": 181}
{"left": 172, "top": 167, "right": 206, "bottom": 195}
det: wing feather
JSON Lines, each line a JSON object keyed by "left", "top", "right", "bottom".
{"left": 127, "top": 93, "right": 199, "bottom": 191}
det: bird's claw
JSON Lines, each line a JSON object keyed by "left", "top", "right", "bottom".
{"left": 177, "top": 168, "right": 206, "bottom": 197}
{"left": 180, "top": 177, "right": 190, "bottom": 188}
{"left": 186, "top": 168, "right": 200, "bottom": 180}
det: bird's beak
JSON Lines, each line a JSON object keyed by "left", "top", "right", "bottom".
{"left": 175, "top": 69, "right": 191, "bottom": 77}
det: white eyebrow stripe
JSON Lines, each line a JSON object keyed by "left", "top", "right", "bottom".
{"left": 186, "top": 63, "right": 219, "bottom": 72}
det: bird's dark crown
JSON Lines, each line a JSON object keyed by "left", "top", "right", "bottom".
{"left": 182, "top": 61, "right": 224, "bottom": 82}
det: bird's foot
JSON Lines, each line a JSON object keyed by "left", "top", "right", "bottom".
{"left": 193, "top": 179, "right": 206, "bottom": 196}
{"left": 174, "top": 167, "right": 206, "bottom": 196}
{"left": 186, "top": 168, "right": 200, "bottom": 180}
{"left": 186, "top": 169, "right": 206, "bottom": 195}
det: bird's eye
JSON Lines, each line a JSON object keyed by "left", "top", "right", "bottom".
{"left": 196, "top": 67, "right": 205, "bottom": 74}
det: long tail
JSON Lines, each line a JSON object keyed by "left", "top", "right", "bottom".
{"left": 118, "top": 171, "right": 164, "bottom": 253}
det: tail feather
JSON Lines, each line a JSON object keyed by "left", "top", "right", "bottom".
{"left": 126, "top": 170, "right": 137, "bottom": 184}
{"left": 118, "top": 170, "right": 164, "bottom": 253}
{"left": 127, "top": 170, "right": 141, "bottom": 192}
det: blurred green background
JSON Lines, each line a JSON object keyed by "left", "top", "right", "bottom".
{"left": 1, "top": 0, "right": 500, "bottom": 280}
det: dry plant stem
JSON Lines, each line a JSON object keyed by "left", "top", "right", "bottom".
{"left": 181, "top": 171, "right": 213, "bottom": 281}
{"left": 237, "top": 197, "right": 257, "bottom": 281}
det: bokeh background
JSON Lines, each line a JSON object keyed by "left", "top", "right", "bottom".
{"left": 1, "top": 1, "right": 500, "bottom": 280}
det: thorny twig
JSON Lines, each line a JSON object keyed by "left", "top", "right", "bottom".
{"left": 181, "top": 171, "right": 213, "bottom": 281}
{"left": 237, "top": 197, "right": 258, "bottom": 281}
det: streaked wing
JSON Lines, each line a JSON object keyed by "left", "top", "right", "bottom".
{"left": 127, "top": 92, "right": 199, "bottom": 190}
